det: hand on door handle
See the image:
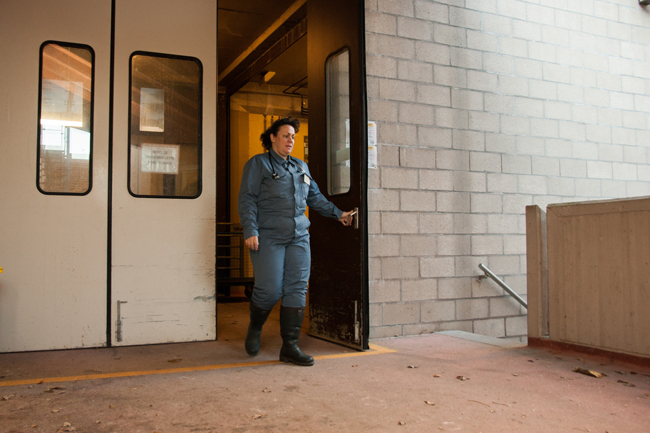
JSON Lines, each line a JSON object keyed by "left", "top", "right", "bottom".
{"left": 339, "top": 208, "right": 358, "bottom": 227}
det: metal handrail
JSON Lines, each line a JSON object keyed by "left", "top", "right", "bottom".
{"left": 477, "top": 263, "right": 527, "bottom": 309}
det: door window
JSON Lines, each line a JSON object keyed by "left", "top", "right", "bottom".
{"left": 37, "top": 42, "right": 94, "bottom": 195}
{"left": 326, "top": 48, "right": 351, "bottom": 196}
{"left": 128, "top": 52, "right": 202, "bottom": 198}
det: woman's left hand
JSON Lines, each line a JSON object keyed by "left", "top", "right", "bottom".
{"left": 339, "top": 210, "right": 356, "bottom": 226}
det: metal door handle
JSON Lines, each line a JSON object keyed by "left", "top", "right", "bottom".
{"left": 354, "top": 207, "right": 359, "bottom": 229}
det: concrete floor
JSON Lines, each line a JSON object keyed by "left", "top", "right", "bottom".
{"left": 1, "top": 302, "right": 649, "bottom": 432}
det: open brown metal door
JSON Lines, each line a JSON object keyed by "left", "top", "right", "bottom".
{"left": 307, "top": 0, "right": 368, "bottom": 350}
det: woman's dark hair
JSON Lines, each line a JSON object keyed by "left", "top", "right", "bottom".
{"left": 260, "top": 117, "right": 300, "bottom": 150}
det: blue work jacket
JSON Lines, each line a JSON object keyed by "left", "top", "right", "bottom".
{"left": 238, "top": 149, "right": 343, "bottom": 241}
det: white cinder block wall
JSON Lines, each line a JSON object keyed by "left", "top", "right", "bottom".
{"left": 365, "top": 0, "right": 650, "bottom": 341}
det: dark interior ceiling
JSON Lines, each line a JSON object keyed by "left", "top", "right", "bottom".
{"left": 217, "top": 0, "right": 307, "bottom": 89}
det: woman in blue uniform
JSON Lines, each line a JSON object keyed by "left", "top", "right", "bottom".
{"left": 238, "top": 117, "right": 354, "bottom": 366}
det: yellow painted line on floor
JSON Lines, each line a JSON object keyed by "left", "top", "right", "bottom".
{"left": 0, "top": 344, "right": 396, "bottom": 388}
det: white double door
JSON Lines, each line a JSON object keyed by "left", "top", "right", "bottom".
{"left": 0, "top": 0, "right": 217, "bottom": 352}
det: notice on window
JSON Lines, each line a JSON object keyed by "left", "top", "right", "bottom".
{"left": 368, "top": 121, "right": 377, "bottom": 169}
{"left": 141, "top": 144, "right": 179, "bottom": 174}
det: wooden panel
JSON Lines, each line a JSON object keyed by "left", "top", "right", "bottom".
{"left": 547, "top": 197, "right": 650, "bottom": 357}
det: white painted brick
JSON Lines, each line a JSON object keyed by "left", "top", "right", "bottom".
{"left": 434, "top": 23, "right": 467, "bottom": 47}
{"left": 436, "top": 107, "right": 469, "bottom": 129}
{"left": 598, "top": 143, "right": 623, "bottom": 162}
{"left": 633, "top": 27, "right": 650, "bottom": 45}
{"left": 415, "top": 41, "right": 450, "bottom": 65}
{"left": 466, "top": 0, "right": 496, "bottom": 13}
{"left": 421, "top": 300, "right": 456, "bottom": 321}
{"left": 366, "top": 32, "right": 378, "bottom": 55}
{"left": 397, "top": 17, "right": 433, "bottom": 41}
{"left": 501, "top": 115, "right": 530, "bottom": 136}
{"left": 634, "top": 95, "right": 650, "bottom": 113}
{"left": 420, "top": 170, "right": 454, "bottom": 191}
{"left": 608, "top": 56, "right": 633, "bottom": 76}
{"left": 379, "top": 123, "right": 417, "bottom": 146}
{"left": 382, "top": 212, "right": 419, "bottom": 235}
{"left": 366, "top": 0, "right": 378, "bottom": 11}
{"left": 601, "top": 180, "right": 626, "bottom": 197}
{"left": 370, "top": 279, "right": 401, "bottom": 303}
{"left": 377, "top": 145, "right": 399, "bottom": 166}
{"left": 369, "top": 168, "right": 381, "bottom": 189}
{"left": 529, "top": 80, "right": 557, "bottom": 100}
{"left": 378, "top": 35, "right": 415, "bottom": 59}
{"left": 403, "top": 280, "right": 438, "bottom": 303}
{"left": 369, "top": 325, "right": 402, "bottom": 339}
{"left": 451, "top": 47, "right": 483, "bottom": 70}
{"left": 453, "top": 129, "right": 485, "bottom": 151}
{"left": 514, "top": 20, "right": 541, "bottom": 41}
{"left": 487, "top": 173, "right": 518, "bottom": 193}
{"left": 634, "top": 62, "right": 650, "bottom": 80}
{"left": 612, "top": 127, "right": 635, "bottom": 146}
{"left": 518, "top": 175, "right": 547, "bottom": 194}
{"left": 485, "top": 94, "right": 515, "bottom": 114}
{"left": 612, "top": 162, "right": 637, "bottom": 181}
{"left": 571, "top": 105, "right": 597, "bottom": 124}
{"left": 587, "top": 161, "right": 613, "bottom": 179}
{"left": 453, "top": 171, "right": 487, "bottom": 192}
{"left": 401, "top": 234, "right": 437, "bottom": 256}
{"left": 607, "top": 20, "right": 632, "bottom": 41}
{"left": 414, "top": 0, "right": 449, "bottom": 24}
{"left": 453, "top": 213, "right": 487, "bottom": 234}
{"left": 514, "top": 58, "right": 542, "bottom": 79}
{"left": 451, "top": 89, "right": 483, "bottom": 111}
{"left": 571, "top": 68, "right": 597, "bottom": 87}
{"left": 469, "top": 111, "right": 501, "bottom": 133}
{"left": 437, "top": 149, "right": 469, "bottom": 170}
{"left": 471, "top": 235, "right": 503, "bottom": 255}
{"left": 401, "top": 190, "right": 437, "bottom": 211}
{"left": 621, "top": 42, "right": 645, "bottom": 61}
{"left": 545, "top": 139, "right": 573, "bottom": 158}
{"left": 544, "top": 101, "right": 572, "bottom": 121}
{"left": 467, "top": 30, "right": 498, "bottom": 53}
{"left": 582, "top": 15, "right": 608, "bottom": 38}
{"left": 456, "top": 255, "right": 487, "bottom": 277}
{"left": 379, "top": 78, "right": 416, "bottom": 102}
{"left": 457, "top": 298, "right": 489, "bottom": 320}
{"left": 470, "top": 151, "right": 502, "bottom": 172}
{"left": 366, "top": 11, "right": 397, "bottom": 36}
{"left": 367, "top": 76, "right": 379, "bottom": 98}
{"left": 420, "top": 256, "right": 456, "bottom": 278}
{"left": 368, "top": 211, "right": 381, "bottom": 235}
{"left": 597, "top": 108, "right": 623, "bottom": 128}
{"left": 529, "top": 42, "right": 556, "bottom": 63}
{"left": 438, "top": 235, "right": 471, "bottom": 255}
{"left": 584, "top": 52, "right": 610, "bottom": 72}
{"left": 626, "top": 181, "right": 650, "bottom": 197}
{"left": 624, "top": 147, "right": 648, "bottom": 165}
{"left": 555, "top": 9, "right": 582, "bottom": 32}
{"left": 543, "top": 63, "right": 571, "bottom": 84}
{"left": 504, "top": 234, "right": 526, "bottom": 255}
{"left": 594, "top": 0, "right": 618, "bottom": 20}
{"left": 378, "top": 0, "right": 414, "bottom": 17}
{"left": 439, "top": 278, "right": 472, "bottom": 299}
{"left": 470, "top": 193, "right": 503, "bottom": 213}
{"left": 487, "top": 254, "right": 522, "bottom": 274}
{"left": 532, "top": 156, "right": 560, "bottom": 176}
{"left": 467, "top": 70, "right": 498, "bottom": 92}
{"left": 586, "top": 124, "right": 612, "bottom": 144}
{"left": 399, "top": 103, "right": 435, "bottom": 125}
{"left": 503, "top": 154, "right": 532, "bottom": 174}
{"left": 639, "top": 166, "right": 650, "bottom": 182}
{"left": 496, "top": 0, "right": 527, "bottom": 20}
{"left": 368, "top": 188, "right": 400, "bottom": 211}
{"left": 556, "top": 47, "right": 583, "bottom": 68}
{"left": 487, "top": 214, "right": 520, "bottom": 234}
{"left": 530, "top": 119, "right": 559, "bottom": 138}
{"left": 542, "top": 26, "right": 570, "bottom": 47}
{"left": 369, "top": 234, "right": 400, "bottom": 257}
{"left": 499, "top": 76, "right": 529, "bottom": 97}
{"left": 382, "top": 256, "right": 419, "bottom": 280}
{"left": 400, "top": 147, "right": 436, "bottom": 168}
{"left": 482, "top": 13, "right": 513, "bottom": 36}
{"left": 381, "top": 167, "right": 419, "bottom": 189}
{"left": 369, "top": 302, "right": 382, "bottom": 328}
{"left": 450, "top": 6, "right": 481, "bottom": 30}
{"left": 527, "top": 4, "right": 555, "bottom": 26}
{"left": 558, "top": 85, "right": 584, "bottom": 104}
{"left": 548, "top": 177, "right": 575, "bottom": 196}
{"left": 417, "top": 84, "right": 451, "bottom": 106}
{"left": 398, "top": 60, "right": 433, "bottom": 83}
{"left": 369, "top": 99, "right": 398, "bottom": 122}
{"left": 573, "top": 141, "right": 598, "bottom": 160}
{"left": 491, "top": 297, "right": 521, "bottom": 317}
{"left": 559, "top": 121, "right": 586, "bottom": 141}
{"left": 570, "top": 31, "right": 596, "bottom": 52}
{"left": 498, "top": 36, "right": 528, "bottom": 57}
{"left": 419, "top": 126, "right": 452, "bottom": 148}
{"left": 575, "top": 178, "right": 602, "bottom": 197}
{"left": 516, "top": 136, "right": 545, "bottom": 156}
{"left": 597, "top": 72, "right": 622, "bottom": 92}
{"left": 515, "top": 97, "right": 544, "bottom": 118}
{"left": 483, "top": 53, "right": 513, "bottom": 74}
{"left": 420, "top": 213, "right": 454, "bottom": 234}
{"left": 434, "top": 65, "right": 467, "bottom": 88}
{"left": 506, "top": 316, "right": 528, "bottom": 337}
{"left": 383, "top": 302, "right": 420, "bottom": 326}
{"left": 503, "top": 194, "right": 532, "bottom": 214}
{"left": 623, "top": 112, "right": 645, "bottom": 130}
{"left": 550, "top": 159, "right": 587, "bottom": 177}
{"left": 367, "top": 55, "right": 398, "bottom": 79}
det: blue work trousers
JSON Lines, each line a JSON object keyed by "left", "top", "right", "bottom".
{"left": 249, "top": 232, "right": 310, "bottom": 310}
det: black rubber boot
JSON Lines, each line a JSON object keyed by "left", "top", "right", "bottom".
{"left": 279, "top": 306, "right": 314, "bottom": 366}
{"left": 245, "top": 302, "right": 271, "bottom": 356}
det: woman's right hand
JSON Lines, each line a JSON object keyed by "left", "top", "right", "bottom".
{"left": 245, "top": 236, "right": 259, "bottom": 251}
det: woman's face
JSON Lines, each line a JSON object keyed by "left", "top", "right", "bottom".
{"left": 271, "top": 125, "right": 295, "bottom": 160}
